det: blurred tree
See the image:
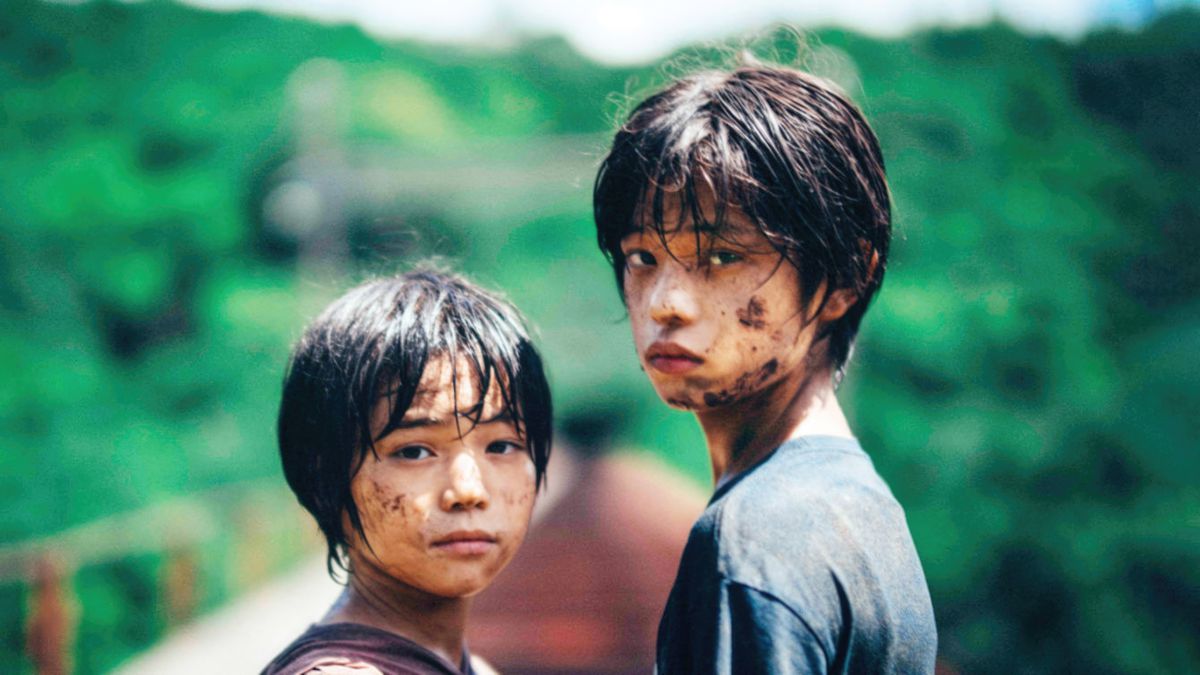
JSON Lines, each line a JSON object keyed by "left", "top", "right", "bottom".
{"left": 0, "top": 1, "right": 1196, "bottom": 673}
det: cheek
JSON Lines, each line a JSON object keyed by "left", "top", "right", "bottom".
{"left": 352, "top": 476, "right": 389, "bottom": 524}
{"left": 721, "top": 296, "right": 776, "bottom": 359}
{"left": 735, "top": 295, "right": 767, "bottom": 330}
{"left": 497, "top": 461, "right": 537, "bottom": 524}
{"left": 502, "top": 484, "right": 535, "bottom": 513}
{"left": 357, "top": 476, "right": 430, "bottom": 539}
{"left": 627, "top": 301, "right": 653, "bottom": 338}
{"left": 382, "top": 488, "right": 410, "bottom": 518}
{"left": 728, "top": 291, "right": 807, "bottom": 355}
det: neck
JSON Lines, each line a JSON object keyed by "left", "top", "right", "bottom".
{"left": 322, "top": 556, "right": 470, "bottom": 667}
{"left": 696, "top": 366, "right": 852, "bottom": 485}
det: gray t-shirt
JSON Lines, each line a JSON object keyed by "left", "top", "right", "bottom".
{"left": 657, "top": 436, "right": 937, "bottom": 674}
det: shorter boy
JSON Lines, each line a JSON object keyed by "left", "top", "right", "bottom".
{"left": 594, "top": 63, "right": 937, "bottom": 672}
{"left": 264, "top": 268, "right": 552, "bottom": 675}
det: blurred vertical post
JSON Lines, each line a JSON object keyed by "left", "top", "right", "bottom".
{"left": 162, "top": 546, "right": 199, "bottom": 628}
{"left": 263, "top": 59, "right": 352, "bottom": 287}
{"left": 25, "top": 553, "right": 76, "bottom": 675}
{"left": 233, "top": 496, "right": 273, "bottom": 591}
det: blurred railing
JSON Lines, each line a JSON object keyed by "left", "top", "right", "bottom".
{"left": 0, "top": 481, "right": 317, "bottom": 674}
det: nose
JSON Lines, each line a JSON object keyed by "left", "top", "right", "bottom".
{"left": 647, "top": 263, "right": 699, "bottom": 328}
{"left": 441, "top": 452, "right": 489, "bottom": 512}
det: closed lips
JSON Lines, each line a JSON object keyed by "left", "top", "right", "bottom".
{"left": 646, "top": 342, "right": 703, "bottom": 374}
{"left": 432, "top": 531, "right": 496, "bottom": 546}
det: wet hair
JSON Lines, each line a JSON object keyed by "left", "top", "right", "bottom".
{"left": 594, "top": 63, "right": 890, "bottom": 372}
{"left": 277, "top": 267, "right": 553, "bottom": 576}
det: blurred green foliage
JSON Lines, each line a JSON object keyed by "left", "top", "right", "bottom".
{"left": 1, "top": 0, "right": 1197, "bottom": 672}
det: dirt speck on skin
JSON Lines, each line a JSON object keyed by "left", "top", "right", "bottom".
{"left": 736, "top": 296, "right": 767, "bottom": 329}
{"left": 704, "top": 390, "right": 735, "bottom": 407}
{"left": 760, "top": 359, "right": 778, "bottom": 379}
{"left": 668, "top": 397, "right": 701, "bottom": 410}
{"left": 385, "top": 492, "right": 409, "bottom": 516}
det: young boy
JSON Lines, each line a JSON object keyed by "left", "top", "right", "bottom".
{"left": 264, "top": 268, "right": 552, "bottom": 674}
{"left": 594, "top": 64, "right": 937, "bottom": 672}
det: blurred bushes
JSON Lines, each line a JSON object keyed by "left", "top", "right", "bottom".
{"left": 0, "top": 0, "right": 1196, "bottom": 672}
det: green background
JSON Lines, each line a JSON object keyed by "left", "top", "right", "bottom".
{"left": 1, "top": 0, "right": 1198, "bottom": 672}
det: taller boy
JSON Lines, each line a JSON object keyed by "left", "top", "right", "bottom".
{"left": 594, "top": 64, "right": 937, "bottom": 672}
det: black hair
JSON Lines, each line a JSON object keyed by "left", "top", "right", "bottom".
{"left": 594, "top": 63, "right": 891, "bottom": 373}
{"left": 277, "top": 267, "right": 553, "bottom": 577}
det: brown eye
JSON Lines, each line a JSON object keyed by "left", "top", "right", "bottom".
{"left": 486, "top": 440, "right": 524, "bottom": 455}
{"left": 393, "top": 445, "right": 433, "bottom": 460}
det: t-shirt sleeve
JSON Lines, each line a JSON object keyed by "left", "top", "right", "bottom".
{"left": 658, "top": 577, "right": 830, "bottom": 675}
{"left": 724, "top": 581, "right": 829, "bottom": 674}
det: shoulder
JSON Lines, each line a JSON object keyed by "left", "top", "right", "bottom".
{"left": 691, "top": 437, "right": 927, "bottom": 615}
{"left": 261, "top": 623, "right": 463, "bottom": 675}
{"left": 264, "top": 644, "right": 387, "bottom": 675}
{"left": 663, "top": 439, "right": 938, "bottom": 672}
{"left": 289, "top": 658, "right": 385, "bottom": 675}
{"left": 703, "top": 437, "right": 905, "bottom": 566}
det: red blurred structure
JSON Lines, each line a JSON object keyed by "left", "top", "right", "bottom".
{"left": 469, "top": 448, "right": 706, "bottom": 674}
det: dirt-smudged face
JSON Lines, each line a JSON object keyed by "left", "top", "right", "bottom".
{"left": 345, "top": 355, "right": 537, "bottom": 599}
{"left": 620, "top": 192, "right": 824, "bottom": 412}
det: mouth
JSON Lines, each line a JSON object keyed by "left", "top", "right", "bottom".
{"left": 431, "top": 530, "right": 498, "bottom": 556}
{"left": 645, "top": 341, "right": 704, "bottom": 375}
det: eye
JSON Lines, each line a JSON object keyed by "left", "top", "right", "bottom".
{"left": 625, "top": 250, "right": 657, "bottom": 269}
{"left": 392, "top": 445, "right": 433, "bottom": 461}
{"left": 707, "top": 250, "right": 742, "bottom": 267}
{"left": 486, "top": 440, "right": 525, "bottom": 455}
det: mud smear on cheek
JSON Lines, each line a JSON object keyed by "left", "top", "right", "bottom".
{"left": 358, "top": 480, "right": 385, "bottom": 522}
{"left": 367, "top": 479, "right": 412, "bottom": 521}
{"left": 385, "top": 492, "right": 410, "bottom": 518}
{"left": 736, "top": 296, "right": 767, "bottom": 330}
{"left": 701, "top": 359, "right": 779, "bottom": 407}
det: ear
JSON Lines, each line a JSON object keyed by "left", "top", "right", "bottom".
{"left": 819, "top": 246, "right": 879, "bottom": 322}
{"left": 862, "top": 245, "right": 881, "bottom": 287}
{"left": 819, "top": 287, "right": 857, "bottom": 322}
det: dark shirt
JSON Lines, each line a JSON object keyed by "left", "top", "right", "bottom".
{"left": 657, "top": 436, "right": 937, "bottom": 674}
{"left": 261, "top": 622, "right": 475, "bottom": 675}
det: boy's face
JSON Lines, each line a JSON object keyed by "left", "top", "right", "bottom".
{"left": 620, "top": 191, "right": 825, "bottom": 411}
{"left": 345, "top": 355, "right": 537, "bottom": 598}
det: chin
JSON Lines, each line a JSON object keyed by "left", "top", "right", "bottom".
{"left": 423, "top": 577, "right": 492, "bottom": 599}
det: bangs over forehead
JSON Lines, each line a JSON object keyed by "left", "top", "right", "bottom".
{"left": 600, "top": 71, "right": 770, "bottom": 251}
{"left": 370, "top": 303, "right": 527, "bottom": 444}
